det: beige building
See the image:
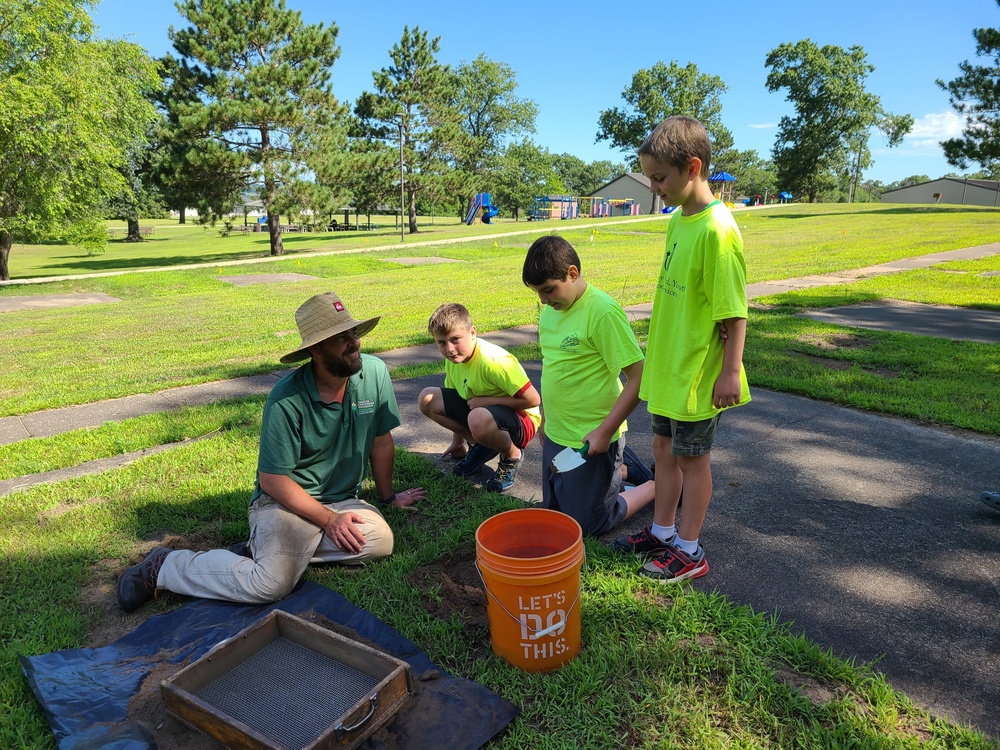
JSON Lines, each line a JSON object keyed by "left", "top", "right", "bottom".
{"left": 881, "top": 177, "right": 1000, "bottom": 207}
{"left": 592, "top": 172, "right": 662, "bottom": 215}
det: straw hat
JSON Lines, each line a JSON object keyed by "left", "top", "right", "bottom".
{"left": 280, "top": 292, "right": 380, "bottom": 364}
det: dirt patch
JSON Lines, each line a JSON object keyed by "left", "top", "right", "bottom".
{"left": 774, "top": 667, "right": 848, "bottom": 705}
{"left": 798, "top": 333, "right": 875, "bottom": 350}
{"left": 407, "top": 546, "right": 489, "bottom": 633}
{"left": 787, "top": 351, "right": 900, "bottom": 378}
{"left": 633, "top": 588, "right": 674, "bottom": 609}
{"left": 83, "top": 532, "right": 229, "bottom": 648}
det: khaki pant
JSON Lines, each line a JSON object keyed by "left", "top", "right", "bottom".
{"left": 157, "top": 493, "right": 393, "bottom": 604}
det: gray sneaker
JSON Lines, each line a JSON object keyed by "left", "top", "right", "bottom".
{"left": 486, "top": 453, "right": 523, "bottom": 493}
{"left": 116, "top": 547, "right": 171, "bottom": 613}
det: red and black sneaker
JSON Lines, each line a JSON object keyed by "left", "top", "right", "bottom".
{"left": 612, "top": 525, "right": 675, "bottom": 555}
{"left": 639, "top": 544, "right": 709, "bottom": 583}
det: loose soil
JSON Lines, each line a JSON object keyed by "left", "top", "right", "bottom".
{"left": 406, "top": 546, "right": 489, "bottom": 634}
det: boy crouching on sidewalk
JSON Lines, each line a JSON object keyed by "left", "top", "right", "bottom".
{"left": 418, "top": 303, "right": 540, "bottom": 493}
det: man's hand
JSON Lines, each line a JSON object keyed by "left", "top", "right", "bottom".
{"left": 323, "top": 511, "right": 367, "bottom": 554}
{"left": 390, "top": 487, "right": 426, "bottom": 508}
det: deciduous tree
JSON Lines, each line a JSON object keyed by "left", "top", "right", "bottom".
{"left": 937, "top": 2, "right": 1000, "bottom": 176}
{"left": 0, "top": 0, "right": 157, "bottom": 279}
{"left": 451, "top": 54, "right": 537, "bottom": 209}
{"left": 596, "top": 61, "right": 731, "bottom": 169}
{"left": 491, "top": 140, "right": 563, "bottom": 220}
{"left": 552, "top": 154, "right": 626, "bottom": 197}
{"left": 765, "top": 40, "right": 911, "bottom": 203}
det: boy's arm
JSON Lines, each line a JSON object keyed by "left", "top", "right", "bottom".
{"left": 713, "top": 316, "right": 746, "bottom": 409}
{"left": 467, "top": 383, "right": 541, "bottom": 412}
{"left": 582, "top": 359, "right": 643, "bottom": 455}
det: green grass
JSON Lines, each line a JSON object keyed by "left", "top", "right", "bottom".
{"left": 3, "top": 203, "right": 1000, "bottom": 418}
{"left": 1, "top": 443, "right": 994, "bottom": 749}
{"left": 4, "top": 203, "right": 1000, "bottom": 748}
{"left": 5, "top": 213, "right": 649, "bottom": 279}
{"left": 0, "top": 398, "right": 263, "bottom": 480}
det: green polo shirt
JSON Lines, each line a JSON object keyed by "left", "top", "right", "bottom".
{"left": 253, "top": 354, "right": 401, "bottom": 503}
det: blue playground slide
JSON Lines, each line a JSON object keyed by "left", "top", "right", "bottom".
{"left": 466, "top": 192, "right": 499, "bottom": 224}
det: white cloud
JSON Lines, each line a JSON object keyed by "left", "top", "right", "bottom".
{"left": 907, "top": 111, "right": 964, "bottom": 140}
{"left": 749, "top": 122, "right": 777, "bottom": 129}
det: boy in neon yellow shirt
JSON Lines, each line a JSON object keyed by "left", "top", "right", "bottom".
{"left": 614, "top": 116, "right": 751, "bottom": 582}
{"left": 418, "top": 303, "right": 541, "bottom": 493}
{"left": 522, "top": 236, "right": 656, "bottom": 536}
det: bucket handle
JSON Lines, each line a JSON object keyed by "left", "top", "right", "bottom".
{"left": 475, "top": 550, "right": 587, "bottom": 639}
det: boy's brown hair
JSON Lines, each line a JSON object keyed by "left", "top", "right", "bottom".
{"left": 637, "top": 116, "right": 712, "bottom": 180}
{"left": 522, "top": 235, "right": 582, "bottom": 286}
{"left": 428, "top": 303, "right": 473, "bottom": 336}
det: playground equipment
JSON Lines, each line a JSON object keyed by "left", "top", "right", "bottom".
{"left": 709, "top": 172, "right": 737, "bottom": 204}
{"left": 528, "top": 195, "right": 638, "bottom": 220}
{"left": 465, "top": 193, "right": 500, "bottom": 225}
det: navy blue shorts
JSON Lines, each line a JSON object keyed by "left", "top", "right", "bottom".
{"left": 540, "top": 434, "right": 627, "bottom": 537}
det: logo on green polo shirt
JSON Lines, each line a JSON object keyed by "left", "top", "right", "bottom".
{"left": 356, "top": 399, "right": 376, "bottom": 415}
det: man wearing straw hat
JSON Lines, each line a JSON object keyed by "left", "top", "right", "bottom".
{"left": 117, "top": 292, "right": 425, "bottom": 611}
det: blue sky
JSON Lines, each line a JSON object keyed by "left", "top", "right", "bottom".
{"left": 92, "top": 0, "right": 997, "bottom": 185}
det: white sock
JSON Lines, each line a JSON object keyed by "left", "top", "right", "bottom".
{"left": 651, "top": 523, "right": 675, "bottom": 543}
{"left": 675, "top": 536, "right": 700, "bottom": 556}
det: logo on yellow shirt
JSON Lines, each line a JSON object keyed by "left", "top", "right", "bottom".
{"left": 559, "top": 334, "right": 580, "bottom": 351}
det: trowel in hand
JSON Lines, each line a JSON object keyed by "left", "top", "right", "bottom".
{"left": 550, "top": 443, "right": 589, "bottom": 474}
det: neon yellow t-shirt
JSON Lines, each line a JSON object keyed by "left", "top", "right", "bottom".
{"left": 443, "top": 337, "right": 541, "bottom": 429}
{"left": 640, "top": 201, "right": 751, "bottom": 420}
{"left": 538, "top": 284, "right": 644, "bottom": 447}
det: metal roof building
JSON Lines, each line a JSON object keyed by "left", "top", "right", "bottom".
{"left": 880, "top": 177, "right": 1000, "bottom": 207}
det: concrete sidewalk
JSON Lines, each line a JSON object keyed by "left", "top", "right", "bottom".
{"left": 3, "top": 242, "right": 1000, "bottom": 737}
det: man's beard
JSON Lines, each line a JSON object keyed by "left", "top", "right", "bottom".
{"left": 322, "top": 350, "right": 363, "bottom": 378}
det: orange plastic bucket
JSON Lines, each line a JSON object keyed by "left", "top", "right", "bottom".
{"left": 475, "top": 508, "right": 585, "bottom": 673}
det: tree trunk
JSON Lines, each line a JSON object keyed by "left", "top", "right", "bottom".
{"left": 267, "top": 212, "right": 283, "bottom": 255}
{"left": 0, "top": 230, "right": 12, "bottom": 281}
{"left": 407, "top": 187, "right": 418, "bottom": 234}
{"left": 125, "top": 218, "right": 142, "bottom": 242}
{"left": 178, "top": 207, "right": 186, "bottom": 224}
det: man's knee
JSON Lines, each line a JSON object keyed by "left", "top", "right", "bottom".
{"left": 250, "top": 563, "right": 302, "bottom": 603}
{"left": 360, "top": 520, "right": 394, "bottom": 561}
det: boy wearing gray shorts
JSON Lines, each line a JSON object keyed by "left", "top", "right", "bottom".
{"left": 523, "top": 236, "right": 656, "bottom": 536}
{"left": 613, "top": 116, "right": 751, "bottom": 582}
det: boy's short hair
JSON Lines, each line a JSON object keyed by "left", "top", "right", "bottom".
{"left": 522, "top": 235, "right": 581, "bottom": 286}
{"left": 637, "top": 116, "right": 712, "bottom": 180}
{"left": 428, "top": 303, "right": 473, "bottom": 336}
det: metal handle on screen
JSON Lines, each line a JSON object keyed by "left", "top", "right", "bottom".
{"left": 334, "top": 694, "right": 379, "bottom": 740}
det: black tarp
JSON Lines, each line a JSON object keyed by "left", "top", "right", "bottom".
{"left": 21, "top": 582, "right": 519, "bottom": 750}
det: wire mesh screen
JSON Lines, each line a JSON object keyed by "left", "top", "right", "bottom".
{"left": 195, "top": 636, "right": 379, "bottom": 749}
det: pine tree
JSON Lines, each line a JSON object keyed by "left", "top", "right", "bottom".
{"left": 355, "top": 26, "right": 456, "bottom": 235}
{"left": 164, "top": 0, "right": 346, "bottom": 255}
{"left": 937, "top": 3, "right": 1000, "bottom": 177}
